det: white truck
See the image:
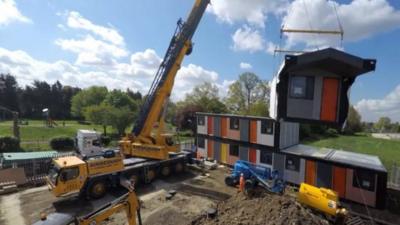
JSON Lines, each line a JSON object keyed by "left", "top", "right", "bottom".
{"left": 76, "top": 129, "right": 102, "bottom": 157}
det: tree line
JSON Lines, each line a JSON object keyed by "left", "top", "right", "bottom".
{"left": 1, "top": 72, "right": 398, "bottom": 138}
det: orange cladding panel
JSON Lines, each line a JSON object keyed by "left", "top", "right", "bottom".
{"left": 249, "top": 148, "right": 257, "bottom": 163}
{"left": 321, "top": 78, "right": 339, "bottom": 122}
{"left": 332, "top": 166, "right": 346, "bottom": 198}
{"left": 207, "top": 139, "right": 213, "bottom": 158}
{"left": 221, "top": 117, "right": 227, "bottom": 137}
{"left": 207, "top": 117, "right": 213, "bottom": 135}
{"left": 305, "top": 160, "right": 316, "bottom": 185}
{"left": 250, "top": 120, "right": 257, "bottom": 143}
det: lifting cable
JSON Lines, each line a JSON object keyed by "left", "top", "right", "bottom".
{"left": 330, "top": 0, "right": 344, "bottom": 47}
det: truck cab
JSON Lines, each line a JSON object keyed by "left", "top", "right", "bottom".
{"left": 48, "top": 156, "right": 88, "bottom": 197}
{"left": 47, "top": 151, "right": 125, "bottom": 198}
{"left": 76, "top": 130, "right": 102, "bottom": 157}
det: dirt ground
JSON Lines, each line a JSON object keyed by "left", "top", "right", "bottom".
{"left": 0, "top": 166, "right": 236, "bottom": 225}
{"left": 192, "top": 190, "right": 330, "bottom": 225}
{"left": 1, "top": 165, "right": 400, "bottom": 225}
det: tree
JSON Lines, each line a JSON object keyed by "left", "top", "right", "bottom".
{"left": 248, "top": 100, "right": 269, "bottom": 117}
{"left": 183, "top": 82, "right": 227, "bottom": 113}
{"left": 71, "top": 86, "right": 108, "bottom": 118}
{"left": 344, "top": 106, "right": 362, "bottom": 134}
{"left": 175, "top": 103, "right": 204, "bottom": 134}
{"left": 84, "top": 105, "right": 113, "bottom": 135}
{"left": 108, "top": 107, "right": 136, "bottom": 135}
{"left": 375, "top": 117, "right": 391, "bottom": 132}
{"left": 0, "top": 74, "right": 19, "bottom": 112}
{"left": 104, "top": 89, "right": 137, "bottom": 111}
{"left": 225, "top": 73, "right": 269, "bottom": 115}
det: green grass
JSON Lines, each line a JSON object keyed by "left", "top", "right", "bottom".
{"left": 303, "top": 133, "right": 400, "bottom": 170}
{"left": 0, "top": 120, "right": 115, "bottom": 151}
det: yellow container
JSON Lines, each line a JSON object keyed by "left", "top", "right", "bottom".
{"left": 297, "top": 183, "right": 339, "bottom": 216}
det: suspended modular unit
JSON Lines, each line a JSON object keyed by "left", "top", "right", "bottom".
{"left": 269, "top": 48, "right": 376, "bottom": 127}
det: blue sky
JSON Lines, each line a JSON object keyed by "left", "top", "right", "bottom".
{"left": 0, "top": 0, "right": 400, "bottom": 122}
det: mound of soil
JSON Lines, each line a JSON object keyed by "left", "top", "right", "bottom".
{"left": 192, "top": 192, "right": 330, "bottom": 225}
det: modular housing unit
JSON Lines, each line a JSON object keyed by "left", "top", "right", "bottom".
{"left": 269, "top": 48, "right": 376, "bottom": 127}
{"left": 195, "top": 113, "right": 387, "bottom": 208}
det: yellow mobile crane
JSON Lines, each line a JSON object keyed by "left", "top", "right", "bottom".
{"left": 46, "top": 0, "right": 209, "bottom": 199}
{"left": 120, "top": 0, "right": 210, "bottom": 160}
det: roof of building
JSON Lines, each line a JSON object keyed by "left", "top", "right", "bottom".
{"left": 195, "top": 112, "right": 274, "bottom": 121}
{"left": 281, "top": 144, "right": 386, "bottom": 172}
{"left": 279, "top": 48, "right": 376, "bottom": 78}
{"left": 1, "top": 151, "right": 59, "bottom": 161}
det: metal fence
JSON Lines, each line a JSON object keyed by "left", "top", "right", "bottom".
{"left": 389, "top": 163, "right": 400, "bottom": 189}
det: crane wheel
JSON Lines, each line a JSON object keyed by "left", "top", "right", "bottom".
{"left": 88, "top": 180, "right": 107, "bottom": 199}
{"left": 224, "top": 176, "right": 237, "bottom": 187}
{"left": 244, "top": 180, "right": 255, "bottom": 197}
{"left": 130, "top": 174, "right": 139, "bottom": 186}
{"left": 161, "top": 166, "right": 171, "bottom": 177}
{"left": 146, "top": 170, "right": 156, "bottom": 182}
{"left": 174, "top": 163, "right": 184, "bottom": 173}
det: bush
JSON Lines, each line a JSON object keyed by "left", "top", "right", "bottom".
{"left": 326, "top": 128, "right": 339, "bottom": 137}
{"left": 0, "top": 136, "right": 20, "bottom": 152}
{"left": 100, "top": 135, "right": 111, "bottom": 146}
{"left": 50, "top": 136, "right": 75, "bottom": 151}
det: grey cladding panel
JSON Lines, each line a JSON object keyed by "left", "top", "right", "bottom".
{"left": 239, "top": 146, "right": 248, "bottom": 161}
{"left": 214, "top": 141, "right": 221, "bottom": 161}
{"left": 213, "top": 117, "right": 221, "bottom": 136}
{"left": 239, "top": 119, "right": 249, "bottom": 141}
{"left": 273, "top": 153, "right": 285, "bottom": 179}
{"left": 316, "top": 162, "right": 332, "bottom": 188}
{"left": 312, "top": 76, "right": 323, "bottom": 119}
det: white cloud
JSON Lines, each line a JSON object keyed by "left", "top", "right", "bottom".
{"left": 0, "top": 46, "right": 228, "bottom": 102}
{"left": 66, "top": 11, "right": 124, "bottom": 46}
{"left": 282, "top": 0, "right": 400, "bottom": 48}
{"left": 0, "top": 0, "right": 31, "bottom": 26}
{"left": 266, "top": 42, "right": 277, "bottom": 55}
{"left": 55, "top": 35, "right": 128, "bottom": 66}
{"left": 239, "top": 62, "right": 252, "bottom": 69}
{"left": 232, "top": 25, "right": 265, "bottom": 53}
{"left": 208, "top": 0, "right": 288, "bottom": 27}
{"left": 356, "top": 85, "right": 400, "bottom": 122}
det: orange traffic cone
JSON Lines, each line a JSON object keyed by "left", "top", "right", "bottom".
{"left": 239, "top": 173, "right": 245, "bottom": 192}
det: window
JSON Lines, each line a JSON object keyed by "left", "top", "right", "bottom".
{"left": 198, "top": 137, "right": 205, "bottom": 148}
{"left": 289, "top": 76, "right": 314, "bottom": 99}
{"left": 230, "top": 118, "right": 240, "bottom": 130}
{"left": 60, "top": 167, "right": 79, "bottom": 182}
{"left": 261, "top": 120, "right": 273, "bottom": 134}
{"left": 353, "top": 169, "right": 376, "bottom": 192}
{"left": 229, "top": 144, "right": 239, "bottom": 156}
{"left": 285, "top": 156, "right": 300, "bottom": 172}
{"left": 260, "top": 151, "right": 273, "bottom": 165}
{"left": 198, "top": 116, "right": 205, "bottom": 126}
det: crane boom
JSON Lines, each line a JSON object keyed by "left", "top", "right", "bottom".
{"left": 121, "top": 0, "right": 209, "bottom": 160}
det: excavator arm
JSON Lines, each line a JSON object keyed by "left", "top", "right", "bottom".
{"left": 121, "top": 0, "right": 210, "bottom": 160}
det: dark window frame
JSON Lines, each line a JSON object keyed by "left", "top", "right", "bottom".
{"left": 198, "top": 137, "right": 205, "bottom": 148}
{"left": 289, "top": 75, "right": 315, "bottom": 100}
{"left": 352, "top": 169, "right": 376, "bottom": 192}
{"left": 259, "top": 150, "right": 273, "bottom": 165}
{"left": 285, "top": 156, "right": 300, "bottom": 172}
{"left": 261, "top": 120, "right": 274, "bottom": 134}
{"left": 229, "top": 118, "right": 240, "bottom": 130}
{"left": 197, "top": 116, "right": 205, "bottom": 126}
{"left": 229, "top": 144, "right": 239, "bottom": 156}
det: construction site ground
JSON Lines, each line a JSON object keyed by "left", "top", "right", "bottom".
{"left": 1, "top": 165, "right": 400, "bottom": 225}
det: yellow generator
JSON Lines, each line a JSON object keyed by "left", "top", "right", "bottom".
{"left": 297, "top": 183, "right": 347, "bottom": 218}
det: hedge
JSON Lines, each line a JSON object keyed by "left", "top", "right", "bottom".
{"left": 0, "top": 136, "right": 20, "bottom": 152}
{"left": 50, "top": 136, "right": 75, "bottom": 151}
{"left": 100, "top": 135, "right": 111, "bottom": 146}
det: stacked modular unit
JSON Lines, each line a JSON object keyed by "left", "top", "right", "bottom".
{"left": 196, "top": 113, "right": 299, "bottom": 167}
{"left": 196, "top": 113, "right": 387, "bottom": 209}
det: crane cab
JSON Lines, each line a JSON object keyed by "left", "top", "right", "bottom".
{"left": 47, "top": 156, "right": 88, "bottom": 197}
